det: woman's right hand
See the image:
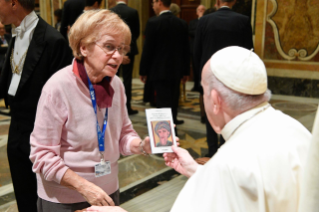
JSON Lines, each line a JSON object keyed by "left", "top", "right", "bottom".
{"left": 78, "top": 181, "right": 115, "bottom": 206}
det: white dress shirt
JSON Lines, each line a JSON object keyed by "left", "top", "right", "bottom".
{"left": 8, "top": 11, "right": 39, "bottom": 96}
{"left": 172, "top": 102, "right": 311, "bottom": 212}
{"left": 159, "top": 10, "right": 171, "bottom": 15}
{"left": 116, "top": 1, "right": 126, "bottom": 5}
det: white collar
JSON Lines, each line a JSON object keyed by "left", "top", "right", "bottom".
{"left": 221, "top": 102, "right": 270, "bottom": 140}
{"left": 12, "top": 11, "right": 38, "bottom": 38}
{"left": 117, "top": 1, "right": 126, "bottom": 5}
{"left": 159, "top": 10, "right": 171, "bottom": 15}
{"left": 220, "top": 6, "right": 230, "bottom": 9}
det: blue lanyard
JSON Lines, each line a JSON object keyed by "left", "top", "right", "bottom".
{"left": 87, "top": 77, "right": 108, "bottom": 152}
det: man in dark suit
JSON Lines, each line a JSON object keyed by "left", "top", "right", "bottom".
{"left": 189, "top": 5, "right": 205, "bottom": 92}
{"left": 194, "top": 0, "right": 253, "bottom": 159}
{"left": 111, "top": 0, "right": 140, "bottom": 115}
{"left": 0, "top": 21, "right": 11, "bottom": 72}
{"left": 0, "top": 0, "right": 72, "bottom": 211}
{"left": 60, "top": 0, "right": 85, "bottom": 40}
{"left": 140, "top": 0, "right": 189, "bottom": 125}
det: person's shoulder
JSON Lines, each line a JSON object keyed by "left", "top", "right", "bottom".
{"left": 42, "top": 64, "right": 73, "bottom": 92}
{"left": 65, "top": 0, "right": 81, "bottom": 5}
{"left": 178, "top": 17, "right": 187, "bottom": 25}
{"left": 36, "top": 18, "right": 65, "bottom": 41}
{"left": 125, "top": 4, "right": 138, "bottom": 13}
{"left": 189, "top": 18, "right": 197, "bottom": 24}
{"left": 147, "top": 16, "right": 159, "bottom": 24}
{"left": 110, "top": 75, "right": 125, "bottom": 90}
{"left": 227, "top": 10, "right": 250, "bottom": 20}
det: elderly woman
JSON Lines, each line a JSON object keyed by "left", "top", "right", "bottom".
{"left": 29, "top": 10, "right": 151, "bottom": 211}
{"left": 155, "top": 121, "right": 173, "bottom": 147}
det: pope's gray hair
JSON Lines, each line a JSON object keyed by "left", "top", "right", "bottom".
{"left": 203, "top": 66, "right": 271, "bottom": 113}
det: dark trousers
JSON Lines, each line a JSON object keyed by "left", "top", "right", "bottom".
{"left": 117, "top": 53, "right": 135, "bottom": 110}
{"left": 37, "top": 190, "right": 120, "bottom": 212}
{"left": 191, "top": 53, "right": 200, "bottom": 90}
{"left": 153, "top": 79, "right": 180, "bottom": 122}
{"left": 205, "top": 115, "right": 225, "bottom": 157}
{"left": 7, "top": 121, "right": 38, "bottom": 212}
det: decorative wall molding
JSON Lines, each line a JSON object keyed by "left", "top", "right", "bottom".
{"left": 266, "top": 0, "right": 319, "bottom": 61}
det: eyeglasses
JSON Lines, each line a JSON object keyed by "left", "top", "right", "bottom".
{"left": 95, "top": 42, "right": 130, "bottom": 56}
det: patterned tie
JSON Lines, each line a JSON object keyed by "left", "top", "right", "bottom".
{"left": 1, "top": 36, "right": 7, "bottom": 45}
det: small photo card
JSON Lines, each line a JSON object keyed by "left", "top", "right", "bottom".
{"left": 145, "top": 108, "right": 176, "bottom": 154}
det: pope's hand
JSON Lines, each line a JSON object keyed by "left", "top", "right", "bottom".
{"left": 163, "top": 146, "right": 198, "bottom": 178}
{"left": 83, "top": 206, "right": 127, "bottom": 212}
{"left": 78, "top": 181, "right": 115, "bottom": 206}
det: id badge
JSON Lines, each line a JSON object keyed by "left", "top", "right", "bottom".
{"left": 95, "top": 160, "right": 111, "bottom": 177}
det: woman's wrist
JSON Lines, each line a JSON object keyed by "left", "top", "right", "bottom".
{"left": 139, "top": 140, "right": 149, "bottom": 156}
{"left": 130, "top": 138, "right": 149, "bottom": 155}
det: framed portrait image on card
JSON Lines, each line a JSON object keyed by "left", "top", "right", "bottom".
{"left": 145, "top": 108, "right": 177, "bottom": 154}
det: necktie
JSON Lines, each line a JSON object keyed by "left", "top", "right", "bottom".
{"left": 1, "top": 36, "right": 7, "bottom": 45}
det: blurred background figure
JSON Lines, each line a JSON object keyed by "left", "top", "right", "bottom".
{"left": 170, "top": 3, "right": 181, "bottom": 17}
{"left": 111, "top": 0, "right": 140, "bottom": 115}
{"left": 203, "top": 7, "right": 216, "bottom": 16}
{"left": 84, "top": 0, "right": 102, "bottom": 11}
{"left": 189, "top": 5, "right": 206, "bottom": 124}
{"left": 140, "top": 0, "right": 189, "bottom": 127}
{"left": 194, "top": 0, "right": 253, "bottom": 159}
{"left": 0, "top": 0, "right": 72, "bottom": 211}
{"left": 54, "top": 9, "right": 62, "bottom": 31}
{"left": 60, "top": 0, "right": 85, "bottom": 40}
{"left": 0, "top": 21, "right": 11, "bottom": 73}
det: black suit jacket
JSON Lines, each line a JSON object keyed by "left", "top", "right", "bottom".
{"left": 0, "top": 17, "right": 72, "bottom": 152}
{"left": 194, "top": 7, "right": 253, "bottom": 78}
{"left": 139, "top": 12, "right": 190, "bottom": 81}
{"left": 60, "top": 0, "right": 85, "bottom": 40}
{"left": 0, "top": 34, "right": 11, "bottom": 72}
{"left": 110, "top": 3, "right": 140, "bottom": 55}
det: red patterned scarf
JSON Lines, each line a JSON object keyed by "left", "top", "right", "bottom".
{"left": 73, "top": 59, "right": 114, "bottom": 108}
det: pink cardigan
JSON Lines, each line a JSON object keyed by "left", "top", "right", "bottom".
{"left": 30, "top": 62, "right": 140, "bottom": 203}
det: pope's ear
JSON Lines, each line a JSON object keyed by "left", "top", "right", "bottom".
{"left": 211, "top": 89, "right": 221, "bottom": 114}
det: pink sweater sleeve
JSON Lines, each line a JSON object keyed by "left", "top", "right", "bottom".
{"left": 116, "top": 79, "right": 141, "bottom": 156}
{"left": 119, "top": 114, "right": 140, "bottom": 156}
{"left": 30, "top": 90, "right": 69, "bottom": 184}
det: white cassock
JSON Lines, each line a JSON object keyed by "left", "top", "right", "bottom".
{"left": 298, "top": 106, "right": 319, "bottom": 212}
{"left": 171, "top": 102, "right": 311, "bottom": 212}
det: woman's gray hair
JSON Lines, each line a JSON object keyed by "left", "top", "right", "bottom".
{"left": 154, "top": 121, "right": 171, "bottom": 137}
{"left": 203, "top": 66, "right": 271, "bottom": 113}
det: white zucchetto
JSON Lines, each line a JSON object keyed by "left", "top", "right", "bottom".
{"left": 210, "top": 46, "right": 267, "bottom": 95}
